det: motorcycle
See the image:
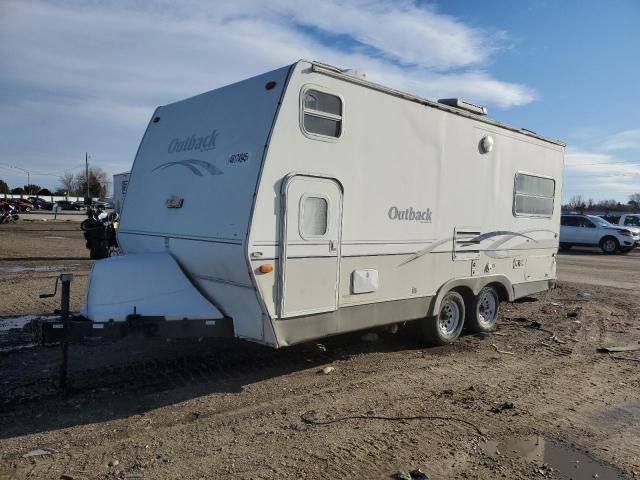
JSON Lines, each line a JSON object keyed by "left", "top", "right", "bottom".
{"left": 0, "top": 203, "right": 20, "bottom": 224}
{"left": 81, "top": 206, "right": 120, "bottom": 259}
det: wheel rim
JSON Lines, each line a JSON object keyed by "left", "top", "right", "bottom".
{"left": 477, "top": 290, "right": 498, "bottom": 327}
{"left": 603, "top": 239, "right": 616, "bottom": 252}
{"left": 438, "top": 299, "right": 461, "bottom": 337}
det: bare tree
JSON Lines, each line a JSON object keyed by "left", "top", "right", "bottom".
{"left": 629, "top": 193, "right": 640, "bottom": 206}
{"left": 58, "top": 172, "right": 77, "bottom": 197}
{"left": 600, "top": 199, "right": 618, "bottom": 210}
{"left": 76, "top": 167, "right": 109, "bottom": 199}
{"left": 567, "top": 195, "right": 585, "bottom": 210}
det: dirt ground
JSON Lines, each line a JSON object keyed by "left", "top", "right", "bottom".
{"left": 1, "top": 223, "right": 639, "bottom": 480}
{"left": 0, "top": 220, "right": 91, "bottom": 317}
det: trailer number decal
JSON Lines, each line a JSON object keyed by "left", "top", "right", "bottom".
{"left": 228, "top": 152, "right": 249, "bottom": 164}
{"left": 165, "top": 196, "right": 184, "bottom": 209}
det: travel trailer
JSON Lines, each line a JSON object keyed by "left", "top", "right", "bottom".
{"left": 77, "top": 60, "right": 564, "bottom": 348}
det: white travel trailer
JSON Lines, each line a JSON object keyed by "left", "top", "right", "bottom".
{"left": 79, "top": 60, "right": 564, "bottom": 348}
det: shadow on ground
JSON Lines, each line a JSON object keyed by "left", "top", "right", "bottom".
{"left": 0, "top": 326, "right": 469, "bottom": 440}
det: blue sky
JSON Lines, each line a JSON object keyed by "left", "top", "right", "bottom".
{"left": 1, "top": 0, "right": 639, "bottom": 202}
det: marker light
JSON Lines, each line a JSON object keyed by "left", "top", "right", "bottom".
{"left": 259, "top": 264, "right": 274, "bottom": 273}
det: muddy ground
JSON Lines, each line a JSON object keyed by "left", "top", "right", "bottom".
{"left": 0, "top": 222, "right": 639, "bottom": 479}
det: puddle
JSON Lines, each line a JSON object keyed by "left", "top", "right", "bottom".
{"left": 0, "top": 264, "right": 79, "bottom": 273}
{"left": 44, "top": 236, "right": 65, "bottom": 239}
{"left": 0, "top": 342, "right": 39, "bottom": 353}
{"left": 0, "top": 315, "right": 59, "bottom": 332}
{"left": 481, "top": 435, "right": 624, "bottom": 479}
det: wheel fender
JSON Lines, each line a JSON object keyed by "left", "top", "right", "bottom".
{"left": 600, "top": 235, "right": 617, "bottom": 244}
{"left": 428, "top": 275, "right": 514, "bottom": 317}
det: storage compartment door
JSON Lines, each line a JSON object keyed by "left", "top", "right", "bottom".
{"left": 279, "top": 175, "right": 342, "bottom": 317}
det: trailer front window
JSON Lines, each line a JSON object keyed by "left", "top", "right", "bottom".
{"left": 513, "top": 173, "right": 555, "bottom": 217}
{"left": 301, "top": 89, "right": 342, "bottom": 139}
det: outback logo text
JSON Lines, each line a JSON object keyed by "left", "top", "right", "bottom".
{"left": 168, "top": 130, "right": 218, "bottom": 154}
{"left": 388, "top": 206, "right": 433, "bottom": 223}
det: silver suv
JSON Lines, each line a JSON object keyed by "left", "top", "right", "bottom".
{"left": 560, "top": 214, "right": 639, "bottom": 254}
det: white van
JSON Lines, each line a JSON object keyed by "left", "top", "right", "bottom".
{"left": 79, "top": 60, "right": 565, "bottom": 348}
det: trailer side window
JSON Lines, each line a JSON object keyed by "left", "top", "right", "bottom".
{"left": 301, "top": 196, "right": 328, "bottom": 237}
{"left": 513, "top": 173, "right": 555, "bottom": 217}
{"left": 302, "top": 89, "right": 342, "bottom": 138}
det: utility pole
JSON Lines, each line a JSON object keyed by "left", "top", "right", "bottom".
{"left": 85, "top": 152, "right": 90, "bottom": 205}
{"left": 8, "top": 165, "right": 29, "bottom": 194}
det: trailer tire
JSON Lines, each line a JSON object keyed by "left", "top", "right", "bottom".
{"left": 421, "top": 291, "right": 465, "bottom": 346}
{"left": 559, "top": 243, "right": 571, "bottom": 251}
{"left": 90, "top": 248, "right": 107, "bottom": 260}
{"left": 466, "top": 285, "right": 500, "bottom": 333}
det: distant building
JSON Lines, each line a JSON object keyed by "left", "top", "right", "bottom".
{"left": 113, "top": 171, "right": 131, "bottom": 213}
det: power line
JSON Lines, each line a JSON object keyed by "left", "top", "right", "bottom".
{"left": 565, "top": 161, "right": 640, "bottom": 167}
{"left": 564, "top": 171, "right": 640, "bottom": 178}
{"left": 0, "top": 162, "right": 86, "bottom": 177}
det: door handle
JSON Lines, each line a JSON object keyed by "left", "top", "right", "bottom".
{"left": 329, "top": 240, "right": 337, "bottom": 252}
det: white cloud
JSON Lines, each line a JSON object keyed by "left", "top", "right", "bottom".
{"left": 563, "top": 148, "right": 640, "bottom": 202}
{"left": 565, "top": 150, "right": 640, "bottom": 176}
{"left": 602, "top": 129, "right": 640, "bottom": 152}
{"left": 266, "top": 0, "right": 503, "bottom": 70}
{"left": 0, "top": 0, "right": 535, "bottom": 189}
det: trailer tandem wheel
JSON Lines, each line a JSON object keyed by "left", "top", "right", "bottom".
{"left": 465, "top": 285, "right": 500, "bottom": 333}
{"left": 420, "top": 290, "right": 465, "bottom": 346}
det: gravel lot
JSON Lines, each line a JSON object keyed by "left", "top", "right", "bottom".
{"left": 1, "top": 222, "right": 639, "bottom": 479}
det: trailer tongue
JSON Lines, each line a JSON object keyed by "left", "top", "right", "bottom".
{"left": 43, "top": 253, "right": 233, "bottom": 343}
{"left": 82, "top": 252, "right": 224, "bottom": 323}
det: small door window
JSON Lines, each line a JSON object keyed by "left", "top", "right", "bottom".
{"left": 300, "top": 196, "right": 328, "bottom": 237}
{"left": 301, "top": 89, "right": 342, "bottom": 139}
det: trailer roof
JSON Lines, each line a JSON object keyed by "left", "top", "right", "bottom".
{"left": 308, "top": 60, "right": 566, "bottom": 148}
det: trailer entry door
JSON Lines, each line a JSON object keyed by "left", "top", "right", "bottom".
{"left": 279, "top": 175, "right": 342, "bottom": 317}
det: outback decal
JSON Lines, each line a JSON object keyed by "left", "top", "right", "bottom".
{"left": 167, "top": 130, "right": 218, "bottom": 154}
{"left": 152, "top": 159, "right": 223, "bottom": 177}
{"left": 388, "top": 206, "right": 432, "bottom": 223}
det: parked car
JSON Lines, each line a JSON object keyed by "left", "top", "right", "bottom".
{"left": 27, "top": 197, "right": 53, "bottom": 210}
{"left": 600, "top": 213, "right": 640, "bottom": 228}
{"left": 7, "top": 199, "right": 34, "bottom": 212}
{"left": 94, "top": 199, "right": 114, "bottom": 209}
{"left": 598, "top": 214, "right": 640, "bottom": 241}
{"left": 560, "top": 214, "right": 639, "bottom": 254}
{"left": 54, "top": 200, "right": 81, "bottom": 211}
{"left": 73, "top": 200, "right": 88, "bottom": 210}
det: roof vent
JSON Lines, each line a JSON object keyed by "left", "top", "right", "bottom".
{"left": 340, "top": 68, "right": 366, "bottom": 79}
{"left": 437, "top": 98, "right": 487, "bottom": 116}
